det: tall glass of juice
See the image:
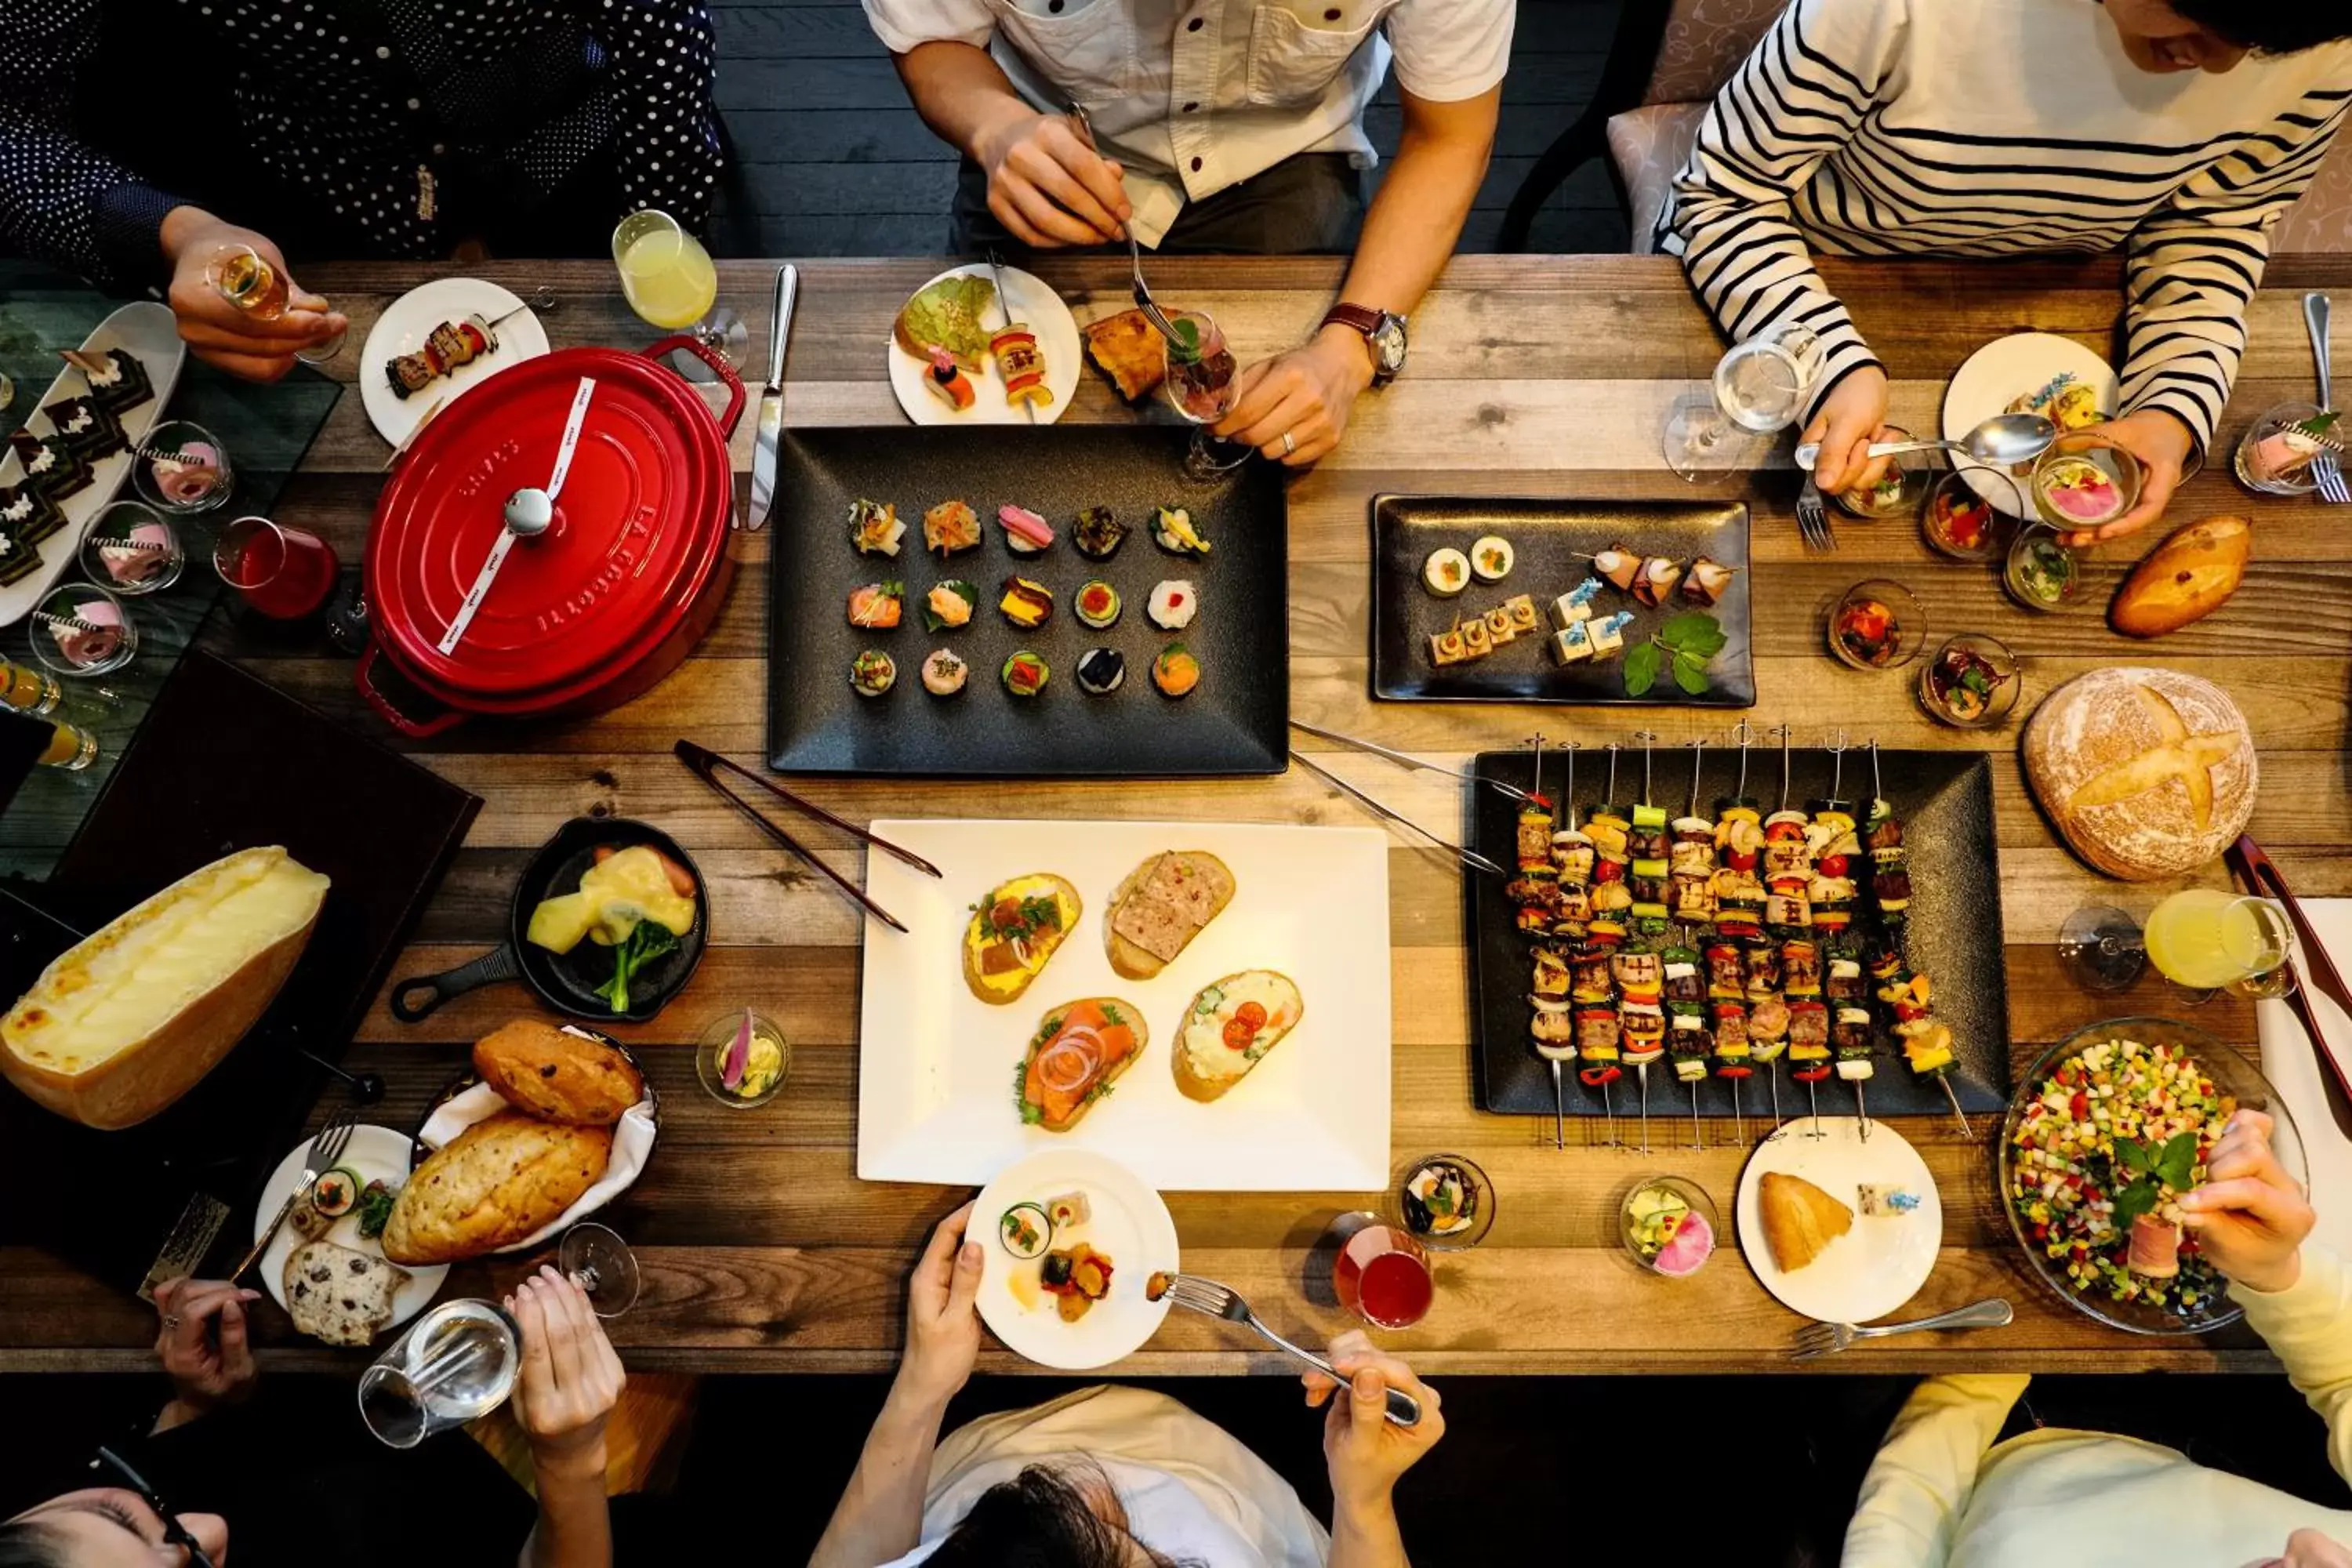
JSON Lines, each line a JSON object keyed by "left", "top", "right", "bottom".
{"left": 214, "top": 516, "right": 339, "bottom": 620}
{"left": 1332, "top": 1223, "right": 1433, "bottom": 1330}
{"left": 612, "top": 209, "right": 747, "bottom": 376}
{"left": 2144, "top": 889, "right": 2293, "bottom": 998}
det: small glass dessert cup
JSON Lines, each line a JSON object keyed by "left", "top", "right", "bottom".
{"left": 1828, "top": 579, "right": 1923, "bottom": 671}
{"left": 80, "top": 501, "right": 183, "bottom": 596}
{"left": 695, "top": 1009, "right": 789, "bottom": 1108}
{"left": 2031, "top": 434, "right": 2141, "bottom": 535}
{"left": 1621, "top": 1176, "right": 1720, "bottom": 1277}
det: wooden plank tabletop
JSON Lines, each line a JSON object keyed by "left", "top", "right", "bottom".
{"left": 5, "top": 252, "right": 2346, "bottom": 1376}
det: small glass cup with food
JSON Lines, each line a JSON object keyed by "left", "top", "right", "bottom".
{"left": 1828, "top": 579, "right": 1922, "bottom": 671}
{"left": 1621, "top": 1176, "right": 1720, "bottom": 1277}
{"left": 1917, "top": 632, "right": 2020, "bottom": 729}
{"left": 1831, "top": 425, "right": 1929, "bottom": 519}
{"left": 1920, "top": 468, "right": 2012, "bottom": 562}
{"left": 2031, "top": 433, "right": 2141, "bottom": 535}
{"left": 1393, "top": 1153, "right": 1496, "bottom": 1252}
{"left": 2003, "top": 524, "right": 2081, "bottom": 613}
{"left": 695, "top": 1008, "right": 789, "bottom": 1109}
{"left": 2233, "top": 401, "right": 2332, "bottom": 497}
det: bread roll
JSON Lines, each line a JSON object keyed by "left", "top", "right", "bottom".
{"left": 2024, "top": 668, "right": 2256, "bottom": 880}
{"left": 473, "top": 1018, "right": 643, "bottom": 1125}
{"left": 2, "top": 847, "right": 328, "bottom": 1128}
{"left": 2110, "top": 514, "right": 2249, "bottom": 638}
{"left": 382, "top": 1112, "right": 612, "bottom": 1265}
{"left": 1759, "top": 1172, "right": 1853, "bottom": 1274}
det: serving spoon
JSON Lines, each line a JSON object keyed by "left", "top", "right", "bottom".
{"left": 1795, "top": 412, "right": 2056, "bottom": 472}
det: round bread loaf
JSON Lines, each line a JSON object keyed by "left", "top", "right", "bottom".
{"left": 2024, "top": 667, "right": 2256, "bottom": 880}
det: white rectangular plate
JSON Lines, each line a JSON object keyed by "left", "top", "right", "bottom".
{"left": 858, "top": 818, "right": 1393, "bottom": 1192}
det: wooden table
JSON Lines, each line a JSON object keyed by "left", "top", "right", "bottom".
{"left": 6, "top": 253, "right": 2347, "bottom": 1376}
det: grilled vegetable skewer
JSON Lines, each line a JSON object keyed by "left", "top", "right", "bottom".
{"left": 1867, "top": 738, "right": 1973, "bottom": 1135}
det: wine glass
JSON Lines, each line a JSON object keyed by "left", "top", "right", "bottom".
{"left": 2057, "top": 905, "right": 2147, "bottom": 993}
{"left": 1160, "top": 310, "right": 1249, "bottom": 480}
{"left": 2144, "top": 890, "right": 2294, "bottom": 1001}
{"left": 612, "top": 209, "right": 746, "bottom": 379}
{"left": 202, "top": 241, "right": 344, "bottom": 366}
{"left": 1664, "top": 325, "right": 1823, "bottom": 480}
{"left": 557, "top": 1221, "right": 642, "bottom": 1319}
{"left": 358, "top": 1299, "right": 521, "bottom": 1449}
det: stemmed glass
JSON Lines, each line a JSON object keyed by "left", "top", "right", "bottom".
{"left": 2144, "top": 890, "right": 2295, "bottom": 1002}
{"left": 1664, "top": 325, "right": 1824, "bottom": 480}
{"left": 2057, "top": 905, "right": 2148, "bottom": 993}
{"left": 612, "top": 209, "right": 746, "bottom": 379}
{"left": 202, "top": 241, "right": 344, "bottom": 365}
{"left": 1160, "top": 310, "right": 1249, "bottom": 480}
{"left": 557, "top": 1221, "right": 642, "bottom": 1319}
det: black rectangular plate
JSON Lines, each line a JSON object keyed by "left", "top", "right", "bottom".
{"left": 769, "top": 426, "right": 1287, "bottom": 777}
{"left": 1467, "top": 748, "right": 2009, "bottom": 1118}
{"left": 1370, "top": 495, "right": 1755, "bottom": 706}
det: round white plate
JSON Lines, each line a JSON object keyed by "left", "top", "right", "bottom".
{"left": 886, "top": 263, "right": 1081, "bottom": 426}
{"left": 1941, "top": 332, "right": 2118, "bottom": 518}
{"left": 971, "top": 1147, "right": 1177, "bottom": 1370}
{"left": 256, "top": 1123, "right": 446, "bottom": 1338}
{"left": 1736, "top": 1116, "right": 1940, "bottom": 1324}
{"left": 358, "top": 278, "right": 549, "bottom": 448}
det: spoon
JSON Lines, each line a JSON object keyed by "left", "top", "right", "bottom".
{"left": 1795, "top": 412, "right": 2056, "bottom": 471}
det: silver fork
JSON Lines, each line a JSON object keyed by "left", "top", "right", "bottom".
{"left": 1796, "top": 470, "right": 1836, "bottom": 552}
{"left": 1064, "top": 102, "right": 1183, "bottom": 343}
{"left": 230, "top": 1107, "right": 358, "bottom": 1282}
{"left": 2306, "top": 292, "right": 2350, "bottom": 504}
{"left": 1790, "top": 1298, "right": 2012, "bottom": 1362}
{"left": 1160, "top": 1274, "right": 1423, "bottom": 1426}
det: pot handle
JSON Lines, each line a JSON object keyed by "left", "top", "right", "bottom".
{"left": 357, "top": 643, "right": 466, "bottom": 739}
{"left": 646, "top": 334, "right": 747, "bottom": 437}
{"left": 390, "top": 944, "right": 524, "bottom": 1022}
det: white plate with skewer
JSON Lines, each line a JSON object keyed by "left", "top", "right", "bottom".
{"left": 1737, "top": 1115, "right": 1940, "bottom": 1324}
{"left": 360, "top": 278, "right": 550, "bottom": 448}
{"left": 885, "top": 263, "right": 1080, "bottom": 426}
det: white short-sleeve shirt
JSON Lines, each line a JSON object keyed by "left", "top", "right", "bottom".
{"left": 861, "top": 0, "right": 1513, "bottom": 245}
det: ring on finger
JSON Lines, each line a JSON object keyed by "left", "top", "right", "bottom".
{"left": 162, "top": 1315, "right": 180, "bottom": 1330}
{"left": 1280, "top": 430, "right": 1297, "bottom": 456}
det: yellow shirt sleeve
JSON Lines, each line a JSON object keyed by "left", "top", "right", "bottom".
{"left": 2236, "top": 1245, "right": 2352, "bottom": 1489}
{"left": 1841, "top": 1374, "right": 2031, "bottom": 1568}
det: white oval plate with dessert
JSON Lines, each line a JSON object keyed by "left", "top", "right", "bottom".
{"left": 971, "top": 1147, "right": 1176, "bottom": 1370}
{"left": 256, "top": 1123, "right": 446, "bottom": 1335}
{"left": 0, "top": 301, "right": 186, "bottom": 629}
{"left": 886, "top": 263, "right": 1080, "bottom": 427}
{"left": 360, "top": 278, "right": 550, "bottom": 448}
{"left": 1737, "top": 1116, "right": 1940, "bottom": 1324}
{"left": 1941, "top": 332, "right": 2118, "bottom": 520}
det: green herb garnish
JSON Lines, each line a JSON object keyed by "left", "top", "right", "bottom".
{"left": 1624, "top": 611, "right": 1729, "bottom": 698}
{"left": 2111, "top": 1131, "right": 2199, "bottom": 1227}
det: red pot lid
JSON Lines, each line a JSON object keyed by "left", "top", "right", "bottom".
{"left": 368, "top": 343, "right": 735, "bottom": 702}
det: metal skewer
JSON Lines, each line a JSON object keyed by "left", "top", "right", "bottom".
{"left": 1773, "top": 723, "right": 1826, "bottom": 1138}
{"left": 1827, "top": 728, "right": 1870, "bottom": 1144}
{"left": 1871, "top": 736, "right": 1973, "bottom": 1138}
{"left": 1733, "top": 720, "right": 1783, "bottom": 1138}
{"left": 1692, "top": 734, "right": 1743, "bottom": 1144}
{"left": 1532, "top": 731, "right": 1564, "bottom": 1152}
{"left": 1636, "top": 729, "right": 1699, "bottom": 1153}
{"left": 1601, "top": 741, "right": 1628, "bottom": 1152}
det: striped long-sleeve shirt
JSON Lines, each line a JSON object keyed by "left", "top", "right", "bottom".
{"left": 1659, "top": 0, "right": 2352, "bottom": 450}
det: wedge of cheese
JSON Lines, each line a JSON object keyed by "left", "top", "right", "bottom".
{"left": 2, "top": 847, "right": 328, "bottom": 1128}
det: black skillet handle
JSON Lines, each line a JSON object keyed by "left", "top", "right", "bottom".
{"left": 390, "top": 944, "right": 523, "bottom": 1022}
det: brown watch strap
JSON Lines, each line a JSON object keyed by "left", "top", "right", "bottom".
{"left": 1322, "top": 303, "right": 1384, "bottom": 337}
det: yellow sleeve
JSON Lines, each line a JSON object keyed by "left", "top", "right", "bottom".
{"left": 2235, "top": 1245, "right": 2352, "bottom": 1488}
{"left": 1840, "top": 1374, "right": 2030, "bottom": 1568}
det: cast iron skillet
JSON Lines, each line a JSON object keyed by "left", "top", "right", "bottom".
{"left": 390, "top": 817, "right": 706, "bottom": 1024}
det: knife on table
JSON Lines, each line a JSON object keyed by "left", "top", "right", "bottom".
{"left": 745, "top": 263, "right": 799, "bottom": 531}
{"left": 2227, "top": 834, "right": 2352, "bottom": 1142}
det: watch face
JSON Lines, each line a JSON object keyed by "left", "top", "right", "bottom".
{"left": 1371, "top": 317, "right": 1407, "bottom": 376}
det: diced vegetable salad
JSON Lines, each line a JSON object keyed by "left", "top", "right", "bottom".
{"left": 2008, "top": 1037, "right": 2235, "bottom": 1317}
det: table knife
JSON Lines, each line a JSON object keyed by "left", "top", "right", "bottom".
{"left": 745, "top": 264, "right": 799, "bottom": 531}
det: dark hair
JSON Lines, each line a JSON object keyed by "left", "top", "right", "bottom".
{"left": 0, "top": 1522, "right": 71, "bottom": 1568}
{"left": 2167, "top": 2, "right": 2352, "bottom": 53}
{"left": 924, "top": 1462, "right": 1203, "bottom": 1568}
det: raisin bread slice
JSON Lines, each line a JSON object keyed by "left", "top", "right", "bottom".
{"left": 283, "top": 1240, "right": 409, "bottom": 1346}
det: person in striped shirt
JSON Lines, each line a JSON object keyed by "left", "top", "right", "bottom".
{"left": 1662, "top": 0, "right": 2352, "bottom": 543}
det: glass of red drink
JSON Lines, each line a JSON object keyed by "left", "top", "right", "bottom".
{"left": 213, "top": 515, "right": 339, "bottom": 619}
{"left": 1332, "top": 1222, "right": 1434, "bottom": 1330}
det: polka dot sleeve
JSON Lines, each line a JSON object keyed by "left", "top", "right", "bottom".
{"left": 597, "top": 0, "right": 723, "bottom": 230}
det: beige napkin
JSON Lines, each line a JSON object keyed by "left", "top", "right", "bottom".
{"left": 2254, "top": 898, "right": 2352, "bottom": 1258}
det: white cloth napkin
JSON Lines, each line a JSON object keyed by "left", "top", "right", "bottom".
{"left": 416, "top": 1082, "right": 659, "bottom": 1253}
{"left": 2255, "top": 898, "right": 2352, "bottom": 1259}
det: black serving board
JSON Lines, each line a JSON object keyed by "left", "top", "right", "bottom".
{"left": 769, "top": 427, "right": 1287, "bottom": 776}
{"left": 1370, "top": 495, "right": 1755, "bottom": 706}
{"left": 1466, "top": 747, "right": 2009, "bottom": 1119}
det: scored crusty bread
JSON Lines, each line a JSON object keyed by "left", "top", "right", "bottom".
{"left": 1104, "top": 851, "right": 1237, "bottom": 980}
{"left": 1759, "top": 1173, "right": 1853, "bottom": 1274}
{"left": 2, "top": 846, "right": 328, "bottom": 1129}
{"left": 962, "top": 874, "right": 1082, "bottom": 1006}
{"left": 284, "top": 1240, "right": 408, "bottom": 1347}
{"left": 2024, "top": 667, "right": 2256, "bottom": 881}
{"left": 473, "top": 1018, "right": 643, "bottom": 1125}
{"left": 382, "top": 1112, "right": 612, "bottom": 1265}
{"left": 1171, "top": 971, "right": 1304, "bottom": 1105}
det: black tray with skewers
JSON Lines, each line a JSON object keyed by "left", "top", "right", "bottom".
{"left": 1465, "top": 742, "right": 2010, "bottom": 1121}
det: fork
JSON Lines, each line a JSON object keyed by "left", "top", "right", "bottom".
{"left": 1063, "top": 102, "right": 1184, "bottom": 344}
{"left": 1160, "top": 1274, "right": 1423, "bottom": 1426}
{"left": 2306, "top": 292, "right": 2350, "bottom": 504}
{"left": 230, "top": 1106, "right": 358, "bottom": 1282}
{"left": 1795, "top": 470, "right": 1836, "bottom": 552}
{"left": 1790, "top": 1298, "right": 2012, "bottom": 1362}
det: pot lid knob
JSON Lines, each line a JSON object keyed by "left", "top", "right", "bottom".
{"left": 503, "top": 487, "right": 554, "bottom": 536}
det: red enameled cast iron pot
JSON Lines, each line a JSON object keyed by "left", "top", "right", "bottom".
{"left": 358, "top": 334, "right": 746, "bottom": 737}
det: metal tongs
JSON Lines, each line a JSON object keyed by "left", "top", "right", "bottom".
{"left": 673, "top": 740, "right": 940, "bottom": 933}
{"left": 1064, "top": 102, "right": 1183, "bottom": 344}
{"left": 1286, "top": 720, "right": 1512, "bottom": 876}
{"left": 2226, "top": 835, "right": 2352, "bottom": 1141}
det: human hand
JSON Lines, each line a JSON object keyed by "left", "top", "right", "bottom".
{"left": 2177, "top": 1109, "right": 2314, "bottom": 1295}
{"left": 1301, "top": 1330, "right": 1445, "bottom": 1519}
{"left": 971, "top": 112, "right": 1130, "bottom": 248}
{"left": 2060, "top": 410, "right": 2193, "bottom": 545}
{"left": 1798, "top": 365, "right": 1891, "bottom": 494}
{"left": 508, "top": 1265, "right": 625, "bottom": 1482}
{"left": 151, "top": 1276, "right": 262, "bottom": 1424}
{"left": 1210, "top": 327, "right": 1373, "bottom": 466}
{"left": 2264, "top": 1527, "right": 2352, "bottom": 1568}
{"left": 894, "top": 1200, "right": 983, "bottom": 1414}
{"left": 159, "top": 206, "right": 345, "bottom": 381}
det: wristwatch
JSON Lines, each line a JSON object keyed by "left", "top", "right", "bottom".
{"left": 1322, "top": 303, "right": 1408, "bottom": 388}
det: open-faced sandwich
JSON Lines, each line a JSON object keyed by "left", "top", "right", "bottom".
{"left": 1172, "top": 970, "right": 1304, "bottom": 1104}
{"left": 964, "top": 873, "right": 1083, "bottom": 1004}
{"left": 1017, "top": 996, "right": 1146, "bottom": 1133}
{"left": 1104, "top": 850, "right": 1236, "bottom": 980}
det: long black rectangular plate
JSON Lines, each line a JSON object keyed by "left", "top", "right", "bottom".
{"left": 1370, "top": 495, "right": 1755, "bottom": 706}
{"left": 769, "top": 426, "right": 1287, "bottom": 777}
{"left": 1467, "top": 747, "right": 2009, "bottom": 1118}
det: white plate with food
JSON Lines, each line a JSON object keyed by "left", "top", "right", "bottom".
{"left": 886, "top": 263, "right": 1081, "bottom": 426}
{"left": 1737, "top": 1116, "right": 1940, "bottom": 1323}
{"left": 1941, "top": 332, "right": 2118, "bottom": 519}
{"left": 256, "top": 1123, "right": 446, "bottom": 1341}
{"left": 971, "top": 1146, "right": 1178, "bottom": 1370}
{"left": 0, "top": 301, "right": 186, "bottom": 628}
{"left": 856, "top": 818, "right": 1391, "bottom": 1191}
{"left": 359, "top": 277, "right": 549, "bottom": 448}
